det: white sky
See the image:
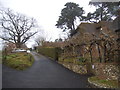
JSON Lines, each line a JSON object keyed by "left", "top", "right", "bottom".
{"left": 0, "top": 0, "right": 96, "bottom": 48}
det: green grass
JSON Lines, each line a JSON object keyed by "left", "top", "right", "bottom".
{"left": 3, "top": 52, "right": 34, "bottom": 70}
{"left": 59, "top": 57, "right": 85, "bottom": 65}
{"left": 89, "top": 76, "right": 118, "bottom": 88}
{"left": 59, "top": 57, "right": 75, "bottom": 63}
{"left": 63, "top": 58, "right": 74, "bottom": 63}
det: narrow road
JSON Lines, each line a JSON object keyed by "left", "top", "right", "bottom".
{"left": 2, "top": 52, "right": 89, "bottom": 88}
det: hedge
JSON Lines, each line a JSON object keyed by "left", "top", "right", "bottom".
{"left": 37, "top": 47, "right": 61, "bottom": 61}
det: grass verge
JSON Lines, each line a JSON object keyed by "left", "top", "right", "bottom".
{"left": 3, "top": 52, "right": 34, "bottom": 70}
{"left": 89, "top": 76, "right": 118, "bottom": 88}
{"left": 58, "top": 57, "right": 85, "bottom": 65}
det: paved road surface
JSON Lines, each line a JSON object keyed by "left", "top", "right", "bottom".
{"left": 2, "top": 52, "right": 89, "bottom": 88}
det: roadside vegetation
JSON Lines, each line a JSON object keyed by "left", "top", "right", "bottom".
{"left": 0, "top": 1, "right": 119, "bottom": 88}
{"left": 58, "top": 57, "right": 86, "bottom": 65}
{"left": 3, "top": 52, "right": 34, "bottom": 70}
{"left": 89, "top": 76, "right": 118, "bottom": 88}
{"left": 35, "top": 2, "right": 120, "bottom": 88}
{"left": 37, "top": 47, "right": 61, "bottom": 60}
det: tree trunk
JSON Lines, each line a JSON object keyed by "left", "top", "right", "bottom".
{"left": 16, "top": 36, "right": 22, "bottom": 48}
{"left": 100, "top": 4, "right": 103, "bottom": 21}
{"left": 89, "top": 50, "right": 93, "bottom": 62}
{"left": 104, "top": 44, "right": 107, "bottom": 63}
{"left": 72, "top": 21, "right": 75, "bottom": 30}
{"left": 16, "top": 43, "right": 22, "bottom": 48}
{"left": 72, "top": 46, "right": 75, "bottom": 54}
{"left": 97, "top": 44, "right": 102, "bottom": 63}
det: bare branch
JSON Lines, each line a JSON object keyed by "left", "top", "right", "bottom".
{"left": 22, "top": 31, "right": 38, "bottom": 43}
{"left": 0, "top": 8, "right": 38, "bottom": 48}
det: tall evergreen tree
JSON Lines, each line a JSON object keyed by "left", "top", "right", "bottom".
{"left": 56, "top": 2, "right": 85, "bottom": 37}
{"left": 85, "top": 2, "right": 120, "bottom": 22}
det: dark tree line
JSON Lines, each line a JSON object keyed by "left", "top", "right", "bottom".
{"left": 86, "top": 2, "right": 120, "bottom": 22}
{"left": 55, "top": 2, "right": 85, "bottom": 37}
{"left": 56, "top": 2, "right": 120, "bottom": 37}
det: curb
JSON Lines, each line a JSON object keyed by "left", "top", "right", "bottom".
{"left": 88, "top": 78, "right": 117, "bottom": 89}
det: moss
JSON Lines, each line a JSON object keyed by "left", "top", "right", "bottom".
{"left": 63, "top": 58, "right": 74, "bottom": 63}
{"left": 58, "top": 56, "right": 86, "bottom": 65}
{"left": 89, "top": 76, "right": 118, "bottom": 88}
{"left": 3, "top": 52, "right": 34, "bottom": 70}
{"left": 58, "top": 57, "right": 64, "bottom": 62}
{"left": 76, "top": 61, "right": 86, "bottom": 65}
{"left": 59, "top": 56, "right": 86, "bottom": 64}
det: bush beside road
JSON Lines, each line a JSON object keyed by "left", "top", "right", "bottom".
{"left": 37, "top": 47, "right": 61, "bottom": 61}
{"left": 3, "top": 52, "right": 34, "bottom": 70}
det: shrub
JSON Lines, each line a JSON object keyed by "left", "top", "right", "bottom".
{"left": 78, "top": 57, "right": 86, "bottom": 62}
{"left": 37, "top": 47, "right": 61, "bottom": 60}
{"left": 3, "top": 52, "right": 34, "bottom": 70}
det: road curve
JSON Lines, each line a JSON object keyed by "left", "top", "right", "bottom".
{"left": 2, "top": 52, "right": 89, "bottom": 88}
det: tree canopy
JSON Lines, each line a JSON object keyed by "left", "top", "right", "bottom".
{"left": 85, "top": 2, "right": 120, "bottom": 22}
{"left": 56, "top": 2, "right": 85, "bottom": 37}
{"left": 0, "top": 8, "right": 38, "bottom": 48}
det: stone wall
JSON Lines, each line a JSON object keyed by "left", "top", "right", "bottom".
{"left": 58, "top": 62, "right": 119, "bottom": 81}
{"left": 92, "top": 63, "right": 120, "bottom": 80}
{"left": 58, "top": 62, "right": 87, "bottom": 74}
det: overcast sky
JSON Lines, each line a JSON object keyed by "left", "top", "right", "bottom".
{"left": 0, "top": 0, "right": 96, "bottom": 48}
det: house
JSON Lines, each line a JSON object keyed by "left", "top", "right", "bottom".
{"left": 61, "top": 17, "right": 119, "bottom": 61}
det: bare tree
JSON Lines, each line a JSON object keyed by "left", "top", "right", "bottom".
{"left": 0, "top": 8, "right": 38, "bottom": 48}
{"left": 35, "top": 36, "right": 46, "bottom": 46}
